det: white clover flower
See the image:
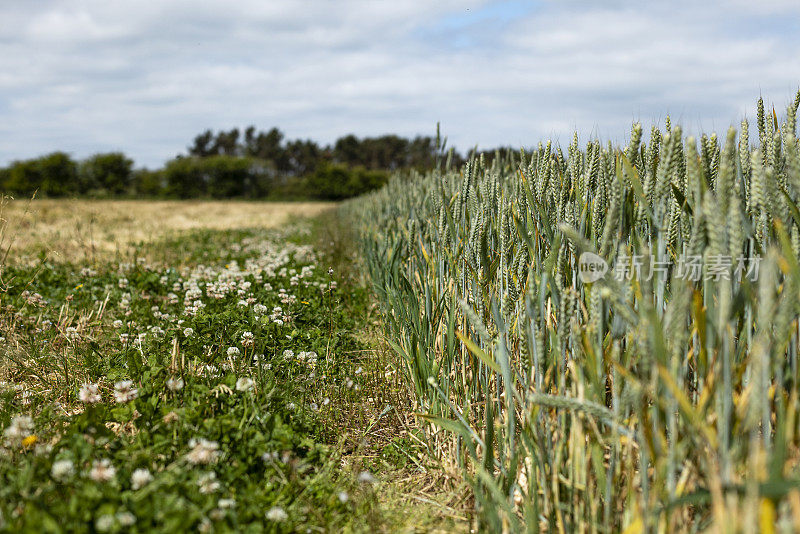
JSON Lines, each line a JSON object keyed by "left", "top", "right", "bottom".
{"left": 266, "top": 506, "right": 288, "bottom": 522}
{"left": 112, "top": 320, "right": 124, "bottom": 329}
{"left": 116, "top": 512, "right": 136, "bottom": 527}
{"left": 131, "top": 468, "right": 153, "bottom": 490}
{"left": 226, "top": 347, "right": 240, "bottom": 357}
{"left": 338, "top": 491, "right": 349, "bottom": 503}
{"left": 235, "top": 377, "right": 255, "bottom": 392}
{"left": 89, "top": 459, "right": 117, "bottom": 483}
{"left": 297, "top": 351, "right": 318, "bottom": 367}
{"left": 261, "top": 451, "right": 278, "bottom": 462}
{"left": 197, "top": 472, "right": 220, "bottom": 494}
{"left": 118, "top": 278, "right": 128, "bottom": 289}
{"left": 79, "top": 383, "right": 102, "bottom": 404}
{"left": 34, "top": 442, "right": 52, "bottom": 456}
{"left": 240, "top": 331, "right": 254, "bottom": 347}
{"left": 187, "top": 438, "right": 220, "bottom": 465}
{"left": 282, "top": 349, "right": 294, "bottom": 360}
{"left": 3, "top": 415, "right": 34, "bottom": 446}
{"left": 149, "top": 326, "right": 165, "bottom": 337}
{"left": 218, "top": 498, "right": 236, "bottom": 509}
{"left": 166, "top": 377, "right": 184, "bottom": 392}
{"left": 113, "top": 380, "right": 138, "bottom": 403}
{"left": 95, "top": 514, "right": 115, "bottom": 532}
{"left": 51, "top": 459, "right": 75, "bottom": 481}
{"left": 358, "top": 470, "right": 377, "bottom": 484}
{"left": 183, "top": 327, "right": 194, "bottom": 337}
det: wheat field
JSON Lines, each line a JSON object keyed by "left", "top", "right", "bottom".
{"left": 349, "top": 93, "right": 800, "bottom": 532}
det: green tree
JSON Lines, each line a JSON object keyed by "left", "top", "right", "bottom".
{"left": 132, "top": 169, "right": 164, "bottom": 197}
{"left": 333, "top": 135, "right": 360, "bottom": 166}
{"left": 247, "top": 127, "right": 284, "bottom": 164}
{"left": 284, "top": 139, "right": 322, "bottom": 176}
{"left": 204, "top": 155, "right": 254, "bottom": 197}
{"left": 305, "top": 163, "right": 387, "bottom": 200}
{"left": 188, "top": 130, "right": 215, "bottom": 157}
{"left": 80, "top": 152, "right": 133, "bottom": 195}
{"left": 213, "top": 128, "right": 240, "bottom": 156}
{"left": 408, "top": 136, "right": 437, "bottom": 169}
{"left": 163, "top": 157, "right": 206, "bottom": 198}
{"left": 2, "top": 152, "right": 78, "bottom": 197}
{"left": 0, "top": 167, "right": 10, "bottom": 193}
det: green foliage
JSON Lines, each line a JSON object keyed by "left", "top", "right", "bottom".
{"left": 305, "top": 163, "right": 388, "bottom": 200}
{"left": 162, "top": 156, "right": 274, "bottom": 198}
{"left": 132, "top": 169, "right": 164, "bottom": 197}
{"left": 0, "top": 126, "right": 452, "bottom": 200}
{"left": 3, "top": 152, "right": 78, "bottom": 197}
{"left": 80, "top": 153, "right": 134, "bottom": 196}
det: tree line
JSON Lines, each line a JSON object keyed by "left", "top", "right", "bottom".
{"left": 0, "top": 127, "right": 459, "bottom": 200}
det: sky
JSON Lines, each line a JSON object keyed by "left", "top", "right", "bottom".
{"left": 0, "top": 0, "right": 798, "bottom": 168}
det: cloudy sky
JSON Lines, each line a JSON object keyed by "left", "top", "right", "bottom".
{"left": 1, "top": 0, "right": 798, "bottom": 168}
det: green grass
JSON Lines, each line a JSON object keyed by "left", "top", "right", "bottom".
{"left": 0, "top": 211, "right": 464, "bottom": 532}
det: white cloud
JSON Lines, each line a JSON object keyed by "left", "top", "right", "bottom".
{"left": 0, "top": 0, "right": 797, "bottom": 167}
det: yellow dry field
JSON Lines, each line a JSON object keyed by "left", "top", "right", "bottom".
{"left": 0, "top": 198, "right": 335, "bottom": 264}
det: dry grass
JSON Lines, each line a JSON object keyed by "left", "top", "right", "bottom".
{"left": 1, "top": 198, "right": 335, "bottom": 264}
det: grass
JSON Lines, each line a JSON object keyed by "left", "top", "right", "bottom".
{"left": 0, "top": 198, "right": 335, "bottom": 264}
{"left": 0, "top": 200, "right": 467, "bottom": 532}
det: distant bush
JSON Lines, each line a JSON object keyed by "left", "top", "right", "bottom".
{"left": 162, "top": 156, "right": 275, "bottom": 198}
{"left": 79, "top": 153, "right": 133, "bottom": 196}
{"left": 305, "top": 163, "right": 388, "bottom": 200}
{"left": 0, "top": 126, "right": 448, "bottom": 200}
{"left": 132, "top": 169, "right": 164, "bottom": 197}
{"left": 2, "top": 152, "right": 79, "bottom": 197}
